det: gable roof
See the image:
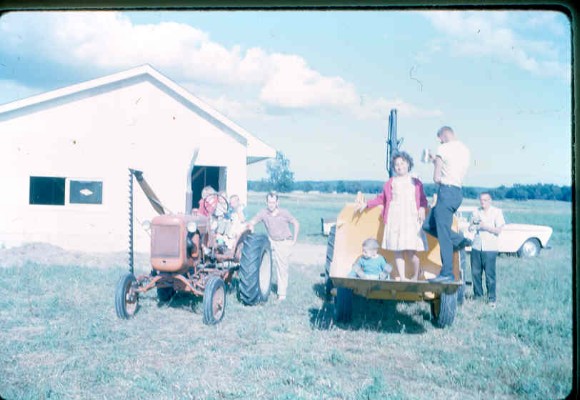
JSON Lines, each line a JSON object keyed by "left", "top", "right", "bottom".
{"left": 0, "top": 64, "right": 276, "bottom": 164}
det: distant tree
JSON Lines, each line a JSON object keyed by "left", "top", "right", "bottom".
{"left": 506, "top": 184, "right": 529, "bottom": 200}
{"left": 489, "top": 185, "right": 508, "bottom": 200}
{"left": 561, "top": 186, "right": 572, "bottom": 201}
{"left": 266, "top": 151, "right": 295, "bottom": 193}
{"left": 301, "top": 181, "right": 314, "bottom": 192}
{"left": 462, "top": 187, "right": 478, "bottom": 199}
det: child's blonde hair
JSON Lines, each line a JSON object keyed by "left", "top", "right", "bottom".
{"left": 201, "top": 186, "right": 216, "bottom": 199}
{"left": 362, "top": 238, "right": 380, "bottom": 251}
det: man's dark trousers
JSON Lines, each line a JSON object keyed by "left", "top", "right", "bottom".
{"left": 422, "top": 185, "right": 464, "bottom": 277}
{"left": 470, "top": 249, "right": 497, "bottom": 302}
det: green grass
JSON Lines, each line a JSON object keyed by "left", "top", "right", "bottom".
{"left": 0, "top": 196, "right": 572, "bottom": 399}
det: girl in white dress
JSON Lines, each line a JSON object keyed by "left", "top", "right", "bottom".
{"left": 358, "top": 152, "right": 428, "bottom": 281}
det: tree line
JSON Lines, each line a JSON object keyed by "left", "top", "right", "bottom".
{"left": 249, "top": 180, "right": 571, "bottom": 202}
{"left": 254, "top": 151, "right": 571, "bottom": 201}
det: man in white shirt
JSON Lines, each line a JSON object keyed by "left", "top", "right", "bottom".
{"left": 423, "top": 126, "right": 471, "bottom": 283}
{"left": 469, "top": 192, "right": 505, "bottom": 307}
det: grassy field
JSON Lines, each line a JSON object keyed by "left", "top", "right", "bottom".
{"left": 0, "top": 194, "right": 573, "bottom": 399}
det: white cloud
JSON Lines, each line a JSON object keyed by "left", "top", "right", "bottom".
{"left": 259, "top": 53, "right": 359, "bottom": 108}
{"left": 0, "top": 11, "right": 439, "bottom": 120}
{"left": 353, "top": 97, "right": 443, "bottom": 120}
{"left": 422, "top": 11, "right": 570, "bottom": 82}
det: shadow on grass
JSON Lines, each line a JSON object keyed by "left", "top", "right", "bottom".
{"left": 309, "top": 283, "right": 430, "bottom": 334}
{"left": 157, "top": 291, "right": 203, "bottom": 313}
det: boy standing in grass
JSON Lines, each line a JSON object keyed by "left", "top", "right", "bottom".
{"left": 469, "top": 192, "right": 505, "bottom": 308}
{"left": 247, "top": 191, "right": 300, "bottom": 301}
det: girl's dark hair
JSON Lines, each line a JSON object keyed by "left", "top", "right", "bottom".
{"left": 391, "top": 151, "right": 414, "bottom": 172}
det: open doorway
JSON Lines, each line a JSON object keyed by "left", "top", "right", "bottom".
{"left": 191, "top": 166, "right": 222, "bottom": 209}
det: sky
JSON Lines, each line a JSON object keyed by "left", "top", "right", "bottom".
{"left": 0, "top": 9, "right": 572, "bottom": 187}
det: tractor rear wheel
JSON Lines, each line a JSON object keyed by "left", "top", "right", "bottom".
{"left": 115, "top": 273, "right": 139, "bottom": 319}
{"left": 324, "top": 225, "right": 336, "bottom": 297}
{"left": 334, "top": 287, "right": 353, "bottom": 323}
{"left": 430, "top": 291, "right": 457, "bottom": 328}
{"left": 238, "top": 234, "right": 272, "bottom": 305}
{"left": 203, "top": 276, "right": 226, "bottom": 325}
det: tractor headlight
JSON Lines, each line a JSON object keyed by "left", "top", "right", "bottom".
{"left": 142, "top": 220, "right": 151, "bottom": 231}
{"left": 186, "top": 221, "right": 198, "bottom": 233}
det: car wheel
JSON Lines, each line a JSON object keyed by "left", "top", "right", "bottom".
{"left": 517, "top": 238, "right": 541, "bottom": 258}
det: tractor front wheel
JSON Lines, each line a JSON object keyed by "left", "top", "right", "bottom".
{"left": 115, "top": 272, "right": 139, "bottom": 319}
{"left": 203, "top": 276, "right": 226, "bottom": 325}
{"left": 238, "top": 234, "right": 272, "bottom": 305}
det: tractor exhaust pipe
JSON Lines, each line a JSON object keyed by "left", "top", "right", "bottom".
{"left": 186, "top": 147, "right": 200, "bottom": 213}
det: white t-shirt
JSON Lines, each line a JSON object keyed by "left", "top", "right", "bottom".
{"left": 471, "top": 206, "right": 506, "bottom": 251}
{"left": 436, "top": 140, "right": 470, "bottom": 187}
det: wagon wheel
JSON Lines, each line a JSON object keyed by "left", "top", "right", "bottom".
{"left": 334, "top": 287, "right": 353, "bottom": 323}
{"left": 115, "top": 272, "right": 139, "bottom": 319}
{"left": 203, "top": 276, "right": 227, "bottom": 325}
{"left": 324, "top": 225, "right": 336, "bottom": 298}
{"left": 430, "top": 291, "right": 457, "bottom": 328}
{"left": 517, "top": 238, "right": 541, "bottom": 258}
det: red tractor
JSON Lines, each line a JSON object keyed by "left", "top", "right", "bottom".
{"left": 115, "top": 169, "right": 272, "bottom": 325}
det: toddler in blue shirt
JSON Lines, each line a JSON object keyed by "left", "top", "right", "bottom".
{"left": 348, "top": 238, "right": 392, "bottom": 280}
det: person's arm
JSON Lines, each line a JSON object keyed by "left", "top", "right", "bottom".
{"left": 468, "top": 210, "right": 479, "bottom": 232}
{"left": 480, "top": 209, "right": 505, "bottom": 235}
{"left": 246, "top": 210, "right": 263, "bottom": 232}
{"left": 416, "top": 179, "right": 428, "bottom": 222}
{"left": 352, "top": 258, "right": 366, "bottom": 278}
{"left": 360, "top": 182, "right": 388, "bottom": 212}
{"left": 291, "top": 218, "right": 300, "bottom": 244}
{"left": 433, "top": 156, "right": 443, "bottom": 184}
{"left": 238, "top": 206, "right": 246, "bottom": 222}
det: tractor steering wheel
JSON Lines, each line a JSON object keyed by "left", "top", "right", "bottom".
{"left": 203, "top": 193, "right": 230, "bottom": 217}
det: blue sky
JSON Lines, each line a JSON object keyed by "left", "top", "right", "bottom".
{"left": 0, "top": 10, "right": 571, "bottom": 187}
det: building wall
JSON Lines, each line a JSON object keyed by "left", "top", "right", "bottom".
{"left": 0, "top": 78, "right": 248, "bottom": 253}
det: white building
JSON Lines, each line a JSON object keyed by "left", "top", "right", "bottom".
{"left": 0, "top": 65, "right": 275, "bottom": 252}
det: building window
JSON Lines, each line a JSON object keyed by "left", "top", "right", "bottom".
{"left": 29, "top": 176, "right": 66, "bottom": 206}
{"left": 70, "top": 180, "right": 103, "bottom": 205}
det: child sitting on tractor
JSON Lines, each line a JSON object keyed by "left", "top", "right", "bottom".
{"left": 214, "top": 194, "right": 247, "bottom": 253}
{"left": 348, "top": 238, "right": 392, "bottom": 280}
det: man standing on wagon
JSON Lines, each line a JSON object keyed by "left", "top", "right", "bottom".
{"left": 247, "top": 191, "right": 300, "bottom": 301}
{"left": 422, "top": 126, "right": 471, "bottom": 283}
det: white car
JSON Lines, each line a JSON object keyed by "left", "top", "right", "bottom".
{"left": 455, "top": 206, "right": 553, "bottom": 258}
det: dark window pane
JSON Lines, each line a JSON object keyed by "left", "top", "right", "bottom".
{"left": 70, "top": 180, "right": 103, "bottom": 205}
{"left": 29, "top": 176, "right": 66, "bottom": 205}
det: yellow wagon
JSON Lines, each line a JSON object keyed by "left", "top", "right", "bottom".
{"left": 324, "top": 203, "right": 465, "bottom": 328}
